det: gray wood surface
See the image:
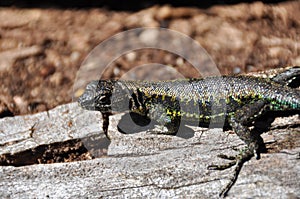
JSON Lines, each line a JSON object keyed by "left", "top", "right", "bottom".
{"left": 0, "top": 102, "right": 299, "bottom": 198}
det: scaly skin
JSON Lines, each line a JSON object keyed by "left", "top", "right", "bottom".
{"left": 78, "top": 66, "right": 300, "bottom": 197}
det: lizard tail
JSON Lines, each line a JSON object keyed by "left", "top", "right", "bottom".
{"left": 271, "top": 66, "right": 300, "bottom": 88}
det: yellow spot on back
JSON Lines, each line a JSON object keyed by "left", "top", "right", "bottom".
{"left": 173, "top": 110, "right": 177, "bottom": 117}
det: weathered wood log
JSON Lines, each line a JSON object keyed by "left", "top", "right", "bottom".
{"left": 0, "top": 102, "right": 299, "bottom": 198}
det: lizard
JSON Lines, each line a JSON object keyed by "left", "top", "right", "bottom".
{"left": 78, "top": 66, "right": 300, "bottom": 197}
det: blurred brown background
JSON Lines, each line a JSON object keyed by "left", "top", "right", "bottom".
{"left": 0, "top": 0, "right": 299, "bottom": 117}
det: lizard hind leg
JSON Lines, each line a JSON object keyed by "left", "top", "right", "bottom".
{"left": 229, "top": 100, "right": 267, "bottom": 159}
{"left": 208, "top": 100, "right": 267, "bottom": 197}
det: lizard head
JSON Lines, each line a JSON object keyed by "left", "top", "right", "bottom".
{"left": 78, "top": 80, "right": 114, "bottom": 112}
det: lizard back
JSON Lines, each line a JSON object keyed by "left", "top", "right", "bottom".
{"left": 107, "top": 76, "right": 300, "bottom": 125}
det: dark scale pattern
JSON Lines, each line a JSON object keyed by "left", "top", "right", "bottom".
{"left": 115, "top": 76, "right": 300, "bottom": 119}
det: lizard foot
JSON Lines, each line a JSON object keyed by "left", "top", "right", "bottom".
{"left": 207, "top": 148, "right": 254, "bottom": 197}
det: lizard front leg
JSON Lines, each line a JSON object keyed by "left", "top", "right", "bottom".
{"left": 147, "top": 103, "right": 181, "bottom": 135}
{"left": 101, "top": 112, "right": 112, "bottom": 139}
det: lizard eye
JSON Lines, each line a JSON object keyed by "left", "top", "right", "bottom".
{"left": 99, "top": 95, "right": 109, "bottom": 102}
{"left": 99, "top": 96, "right": 106, "bottom": 100}
{"left": 95, "top": 94, "right": 111, "bottom": 105}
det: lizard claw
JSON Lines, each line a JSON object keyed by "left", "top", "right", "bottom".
{"left": 254, "top": 149, "right": 261, "bottom": 160}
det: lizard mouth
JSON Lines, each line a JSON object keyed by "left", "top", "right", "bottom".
{"left": 78, "top": 81, "right": 98, "bottom": 111}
